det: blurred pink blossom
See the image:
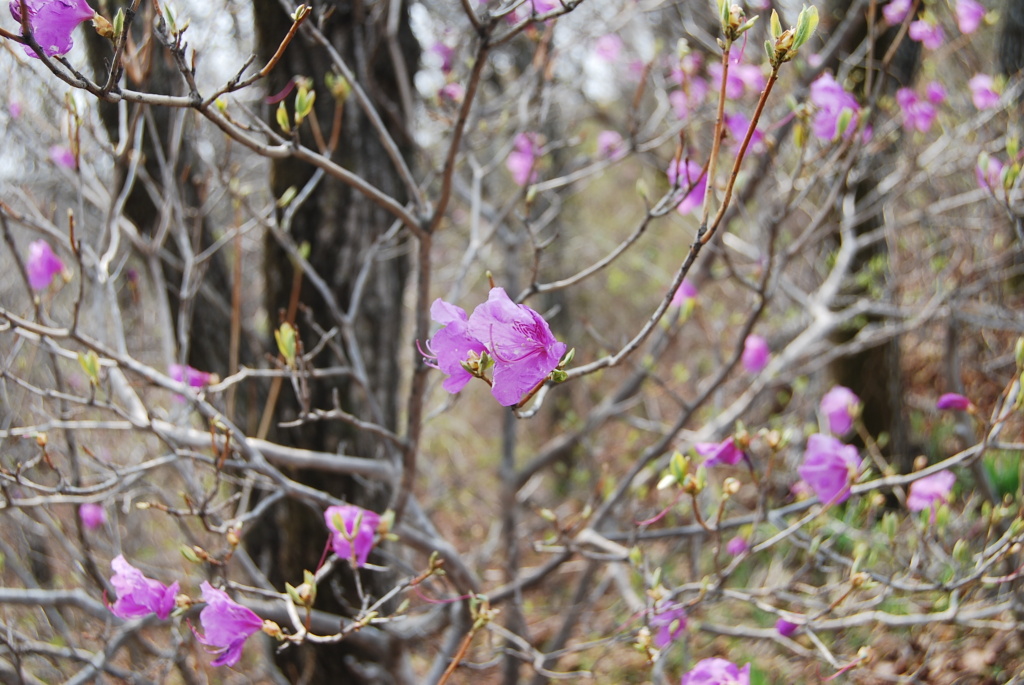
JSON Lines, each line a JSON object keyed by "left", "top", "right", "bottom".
{"left": 809, "top": 73, "right": 860, "bottom": 140}
{"left": 325, "top": 504, "right": 380, "bottom": 567}
{"left": 596, "top": 130, "right": 623, "bottom": 159}
{"left": 49, "top": 145, "right": 75, "bottom": 169}
{"left": 649, "top": 602, "right": 686, "bottom": 648}
{"left": 695, "top": 437, "right": 743, "bottom": 467}
{"left": 895, "top": 88, "right": 937, "bottom": 133}
{"left": 431, "top": 42, "right": 455, "bottom": 74}
{"left": 724, "top": 111, "right": 763, "bottom": 152}
{"left": 882, "top": 0, "right": 911, "bottom": 25}
{"left": 708, "top": 61, "right": 765, "bottom": 100}
{"left": 667, "top": 158, "right": 707, "bottom": 215}
{"left": 741, "top": 334, "right": 769, "bottom": 373}
{"left": 670, "top": 279, "right": 697, "bottom": 308}
{"left": 925, "top": 81, "right": 947, "bottom": 104}
{"left": 909, "top": 20, "right": 945, "bottom": 50}
{"left": 798, "top": 434, "right": 861, "bottom": 505}
{"left": 681, "top": 658, "right": 751, "bottom": 685}
{"left": 170, "top": 363, "right": 214, "bottom": 388}
{"left": 109, "top": 555, "right": 179, "bottom": 620}
{"left": 669, "top": 78, "right": 709, "bottom": 120}
{"left": 439, "top": 82, "right": 464, "bottom": 104}
{"left": 26, "top": 240, "right": 64, "bottom": 290}
{"left": 726, "top": 536, "right": 748, "bottom": 556}
{"left": 969, "top": 74, "right": 1000, "bottom": 109}
{"left": 956, "top": 0, "right": 985, "bottom": 34}
{"left": 507, "top": 133, "right": 539, "bottom": 186}
{"left": 776, "top": 618, "right": 799, "bottom": 637}
{"left": 819, "top": 385, "right": 860, "bottom": 436}
{"left": 9, "top": 101, "right": 22, "bottom": 118}
{"left": 593, "top": 34, "right": 623, "bottom": 62}
{"left": 936, "top": 392, "right": 972, "bottom": 411}
{"left": 907, "top": 470, "right": 955, "bottom": 519}
{"left": 976, "top": 156, "right": 1004, "bottom": 191}
{"left": 195, "top": 582, "right": 264, "bottom": 667}
{"left": 79, "top": 503, "right": 105, "bottom": 529}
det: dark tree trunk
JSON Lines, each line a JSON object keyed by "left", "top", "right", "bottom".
{"left": 823, "top": 0, "right": 921, "bottom": 467}
{"left": 250, "top": 0, "right": 417, "bottom": 681}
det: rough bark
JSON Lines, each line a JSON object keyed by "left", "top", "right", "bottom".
{"left": 250, "top": 0, "right": 417, "bottom": 681}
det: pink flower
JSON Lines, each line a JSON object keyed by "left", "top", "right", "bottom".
{"left": 798, "top": 434, "right": 861, "bottom": 505}
{"left": 809, "top": 73, "right": 860, "bottom": 140}
{"left": 775, "top": 618, "right": 799, "bottom": 637}
{"left": 895, "top": 88, "right": 938, "bottom": 133}
{"left": 669, "top": 78, "right": 709, "bottom": 120}
{"left": 9, "top": 0, "right": 96, "bottom": 58}
{"left": 936, "top": 392, "right": 972, "bottom": 411}
{"left": 25, "top": 240, "right": 64, "bottom": 290}
{"left": 195, "top": 582, "right": 264, "bottom": 667}
{"left": 649, "top": 602, "right": 686, "bottom": 648}
{"left": 439, "top": 82, "right": 465, "bottom": 104}
{"left": 907, "top": 470, "right": 955, "bottom": 516}
{"left": 423, "top": 299, "right": 487, "bottom": 394}
{"left": 909, "top": 20, "right": 945, "bottom": 50}
{"left": 49, "top": 145, "right": 75, "bottom": 168}
{"left": 724, "top": 111, "right": 763, "bottom": 152}
{"left": 925, "top": 81, "right": 947, "bottom": 104}
{"left": 976, "top": 156, "right": 1005, "bottom": 191}
{"left": 667, "top": 158, "right": 707, "bottom": 216}
{"left": 9, "top": 101, "right": 22, "bottom": 118}
{"left": 708, "top": 61, "right": 765, "bottom": 100}
{"left": 108, "top": 555, "right": 179, "bottom": 620}
{"left": 726, "top": 536, "right": 748, "bottom": 556}
{"left": 956, "top": 0, "right": 985, "bottom": 34}
{"left": 695, "top": 437, "right": 744, "bottom": 467}
{"left": 507, "top": 133, "right": 539, "bottom": 187}
{"left": 430, "top": 42, "right": 455, "bottom": 74}
{"left": 882, "top": 0, "right": 911, "bottom": 25}
{"left": 670, "top": 279, "right": 698, "bottom": 308}
{"left": 324, "top": 504, "right": 380, "bottom": 567}
{"left": 969, "top": 74, "right": 1000, "bottom": 109}
{"left": 681, "top": 658, "right": 751, "bottom": 685}
{"left": 467, "top": 287, "right": 567, "bottom": 406}
{"left": 819, "top": 386, "right": 860, "bottom": 436}
{"left": 593, "top": 34, "right": 623, "bottom": 62}
{"left": 596, "top": 130, "right": 624, "bottom": 159}
{"left": 169, "top": 363, "right": 214, "bottom": 388}
{"left": 79, "top": 503, "right": 105, "bottom": 529}
{"left": 741, "top": 334, "right": 769, "bottom": 373}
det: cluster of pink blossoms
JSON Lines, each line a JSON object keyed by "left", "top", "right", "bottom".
{"left": 324, "top": 504, "right": 381, "bottom": 567}
{"left": 423, "top": 287, "right": 567, "bottom": 407}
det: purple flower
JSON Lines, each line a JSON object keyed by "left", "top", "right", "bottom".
{"left": 467, "top": 287, "right": 567, "bottom": 406}
{"left": 671, "top": 279, "right": 698, "bottom": 308}
{"left": 969, "top": 74, "right": 1000, "bottom": 110}
{"left": 593, "top": 34, "right": 623, "bottom": 62}
{"left": 507, "top": 133, "right": 539, "bottom": 187}
{"left": 925, "top": 81, "right": 947, "bottom": 104}
{"left": 430, "top": 42, "right": 455, "bottom": 74}
{"left": 439, "top": 82, "right": 465, "bottom": 104}
{"left": 976, "top": 156, "right": 1005, "bottom": 191}
{"left": 108, "top": 555, "right": 179, "bottom": 620}
{"left": 909, "top": 20, "right": 945, "bottom": 50}
{"left": 956, "top": 0, "right": 985, "bottom": 34}
{"left": 649, "top": 602, "right": 686, "bottom": 648}
{"left": 725, "top": 111, "right": 764, "bottom": 152}
{"left": 798, "top": 434, "right": 861, "bottom": 505}
{"left": 169, "top": 363, "right": 214, "bottom": 388}
{"left": 195, "top": 582, "right": 264, "bottom": 667}
{"left": 895, "top": 88, "right": 937, "bottom": 133}
{"left": 819, "top": 385, "right": 860, "bottom": 436}
{"left": 907, "top": 470, "right": 955, "bottom": 516}
{"left": 596, "top": 130, "right": 624, "bottom": 159}
{"left": 667, "top": 159, "right": 707, "bottom": 216}
{"left": 669, "top": 78, "right": 709, "bottom": 120}
{"left": 882, "top": 0, "right": 911, "bottom": 25}
{"left": 741, "top": 334, "right": 769, "bottom": 373}
{"left": 695, "top": 437, "right": 743, "bottom": 467}
{"left": 79, "top": 503, "right": 105, "bottom": 529}
{"left": 25, "top": 240, "right": 64, "bottom": 290}
{"left": 936, "top": 392, "right": 972, "bottom": 411}
{"left": 726, "top": 536, "right": 748, "bottom": 556}
{"left": 49, "top": 145, "right": 75, "bottom": 168}
{"left": 681, "top": 657, "right": 751, "bottom": 685}
{"left": 775, "top": 618, "right": 799, "bottom": 637}
{"left": 708, "top": 61, "right": 765, "bottom": 100}
{"left": 809, "top": 73, "right": 860, "bottom": 141}
{"left": 424, "top": 299, "right": 488, "bottom": 394}
{"left": 324, "top": 504, "right": 380, "bottom": 567}
{"left": 9, "top": 0, "right": 96, "bottom": 58}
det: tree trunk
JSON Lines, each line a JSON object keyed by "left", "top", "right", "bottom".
{"left": 250, "top": 0, "right": 417, "bottom": 681}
